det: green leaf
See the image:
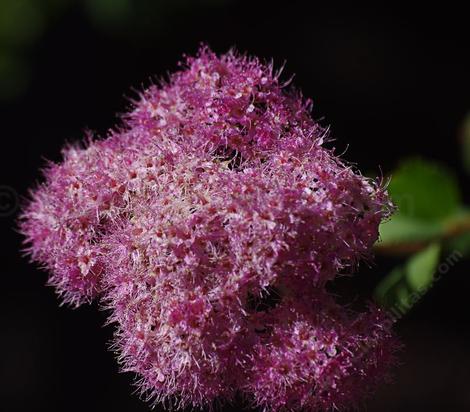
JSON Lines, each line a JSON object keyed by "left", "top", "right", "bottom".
{"left": 405, "top": 243, "right": 441, "bottom": 290}
{"left": 379, "top": 215, "right": 443, "bottom": 245}
{"left": 375, "top": 243, "right": 441, "bottom": 314}
{"left": 377, "top": 158, "right": 462, "bottom": 249}
{"left": 444, "top": 231, "right": 470, "bottom": 258}
{"left": 388, "top": 158, "right": 461, "bottom": 222}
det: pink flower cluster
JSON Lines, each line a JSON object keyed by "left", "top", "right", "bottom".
{"left": 21, "top": 46, "right": 398, "bottom": 411}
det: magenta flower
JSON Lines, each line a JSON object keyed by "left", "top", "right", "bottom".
{"left": 20, "top": 46, "right": 398, "bottom": 411}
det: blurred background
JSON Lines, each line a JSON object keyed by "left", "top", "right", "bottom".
{"left": 1, "top": 1, "right": 470, "bottom": 411}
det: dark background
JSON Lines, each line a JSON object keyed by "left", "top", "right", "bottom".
{"left": 1, "top": 1, "right": 469, "bottom": 411}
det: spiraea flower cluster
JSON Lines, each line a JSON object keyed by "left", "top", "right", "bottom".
{"left": 21, "top": 46, "right": 398, "bottom": 411}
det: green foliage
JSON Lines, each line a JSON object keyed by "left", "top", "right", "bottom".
{"left": 444, "top": 231, "right": 470, "bottom": 257}
{"left": 0, "top": 0, "right": 45, "bottom": 47}
{"left": 0, "top": 0, "right": 70, "bottom": 101}
{"left": 378, "top": 158, "right": 463, "bottom": 248}
{"left": 375, "top": 156, "right": 470, "bottom": 313}
{"left": 379, "top": 215, "right": 442, "bottom": 245}
{"left": 387, "top": 157, "right": 461, "bottom": 221}
{"left": 375, "top": 243, "right": 441, "bottom": 313}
